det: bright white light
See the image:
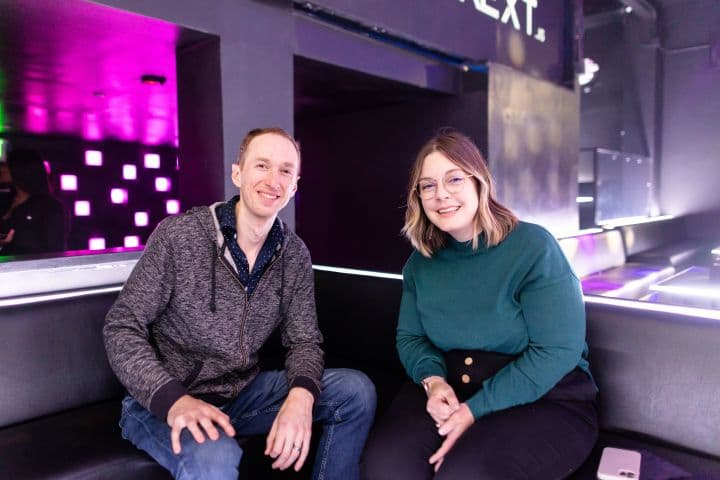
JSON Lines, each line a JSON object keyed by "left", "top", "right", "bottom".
{"left": 123, "top": 164, "right": 137, "bottom": 180}
{"left": 124, "top": 236, "right": 140, "bottom": 248}
{"left": 584, "top": 295, "right": 720, "bottom": 321}
{"left": 134, "top": 211, "right": 149, "bottom": 227}
{"left": 166, "top": 199, "right": 180, "bottom": 215}
{"left": 600, "top": 215, "right": 674, "bottom": 229}
{"left": 110, "top": 188, "right": 128, "bottom": 204}
{"left": 576, "top": 196, "right": 594, "bottom": 203}
{"left": 74, "top": 200, "right": 91, "bottom": 216}
{"left": 144, "top": 153, "right": 160, "bottom": 169}
{"left": 155, "top": 177, "right": 171, "bottom": 192}
{"left": 557, "top": 228, "right": 604, "bottom": 240}
{"left": 88, "top": 237, "right": 106, "bottom": 251}
{"left": 0, "top": 286, "right": 124, "bottom": 307}
{"left": 578, "top": 58, "right": 599, "bottom": 86}
{"left": 60, "top": 174, "right": 78, "bottom": 191}
{"left": 312, "top": 265, "right": 402, "bottom": 280}
{"left": 625, "top": 6, "right": 633, "bottom": 13}
{"left": 85, "top": 150, "right": 103, "bottom": 166}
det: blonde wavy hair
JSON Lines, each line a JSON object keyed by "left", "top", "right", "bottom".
{"left": 402, "top": 128, "right": 518, "bottom": 257}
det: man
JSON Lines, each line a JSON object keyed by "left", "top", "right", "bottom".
{"left": 104, "top": 127, "right": 376, "bottom": 479}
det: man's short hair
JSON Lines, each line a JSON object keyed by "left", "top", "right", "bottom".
{"left": 236, "top": 127, "right": 301, "bottom": 167}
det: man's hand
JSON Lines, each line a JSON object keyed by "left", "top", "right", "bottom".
{"left": 0, "top": 229, "right": 14, "bottom": 246}
{"left": 166, "top": 395, "right": 236, "bottom": 455}
{"left": 424, "top": 376, "right": 460, "bottom": 426}
{"left": 428, "top": 403, "right": 474, "bottom": 472}
{"left": 265, "top": 387, "right": 314, "bottom": 472}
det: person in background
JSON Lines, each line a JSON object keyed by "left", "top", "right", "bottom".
{"left": 0, "top": 162, "right": 12, "bottom": 223}
{"left": 0, "top": 148, "right": 66, "bottom": 256}
{"left": 362, "top": 128, "right": 598, "bottom": 479}
{"left": 104, "top": 127, "right": 376, "bottom": 480}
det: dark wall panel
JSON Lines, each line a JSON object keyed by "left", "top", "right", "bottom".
{"left": 488, "top": 63, "right": 579, "bottom": 235}
{"left": 306, "top": 0, "right": 569, "bottom": 84}
{"left": 296, "top": 91, "right": 488, "bottom": 273}
{"left": 660, "top": 48, "right": 720, "bottom": 215}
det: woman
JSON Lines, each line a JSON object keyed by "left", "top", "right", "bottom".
{"left": 362, "top": 129, "right": 597, "bottom": 479}
{"left": 0, "top": 148, "right": 66, "bottom": 256}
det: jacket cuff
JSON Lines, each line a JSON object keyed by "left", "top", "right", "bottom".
{"left": 289, "top": 375, "right": 321, "bottom": 403}
{"left": 149, "top": 380, "right": 189, "bottom": 420}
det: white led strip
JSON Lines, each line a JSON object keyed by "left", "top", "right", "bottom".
{"left": 4, "top": 264, "right": 717, "bottom": 321}
{"left": 584, "top": 295, "right": 720, "bottom": 321}
{"left": 0, "top": 285, "right": 123, "bottom": 308}
{"left": 312, "top": 264, "right": 403, "bottom": 280}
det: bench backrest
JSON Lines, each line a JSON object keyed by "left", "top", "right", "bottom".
{"left": 559, "top": 229, "right": 626, "bottom": 278}
{"left": 0, "top": 292, "right": 123, "bottom": 428}
{"left": 620, "top": 217, "right": 687, "bottom": 257}
{"left": 586, "top": 301, "right": 720, "bottom": 458}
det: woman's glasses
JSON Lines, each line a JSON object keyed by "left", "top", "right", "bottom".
{"left": 416, "top": 173, "right": 474, "bottom": 200}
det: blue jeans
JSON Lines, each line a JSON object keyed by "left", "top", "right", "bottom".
{"left": 119, "top": 368, "right": 376, "bottom": 480}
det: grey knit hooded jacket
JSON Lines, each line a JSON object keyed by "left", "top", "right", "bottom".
{"left": 103, "top": 205, "right": 324, "bottom": 420}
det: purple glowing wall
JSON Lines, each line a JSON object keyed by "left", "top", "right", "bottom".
{"left": 2, "top": 134, "right": 179, "bottom": 251}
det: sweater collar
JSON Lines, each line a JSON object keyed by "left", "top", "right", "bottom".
{"left": 440, "top": 232, "right": 490, "bottom": 257}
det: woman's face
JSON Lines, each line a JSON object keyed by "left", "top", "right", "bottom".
{"left": 418, "top": 151, "right": 479, "bottom": 243}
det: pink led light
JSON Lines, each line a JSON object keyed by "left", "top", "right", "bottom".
{"left": 144, "top": 153, "right": 160, "bottom": 169}
{"left": 74, "top": 200, "right": 91, "bottom": 216}
{"left": 122, "top": 164, "right": 137, "bottom": 180}
{"left": 60, "top": 174, "right": 78, "bottom": 191}
{"left": 166, "top": 199, "right": 180, "bottom": 215}
{"left": 88, "top": 237, "right": 106, "bottom": 251}
{"left": 134, "top": 211, "right": 149, "bottom": 227}
{"left": 155, "top": 177, "right": 171, "bottom": 192}
{"left": 43, "top": 160, "right": 51, "bottom": 174}
{"left": 110, "top": 188, "right": 128, "bottom": 204}
{"left": 124, "top": 235, "right": 140, "bottom": 248}
{"left": 85, "top": 150, "right": 103, "bottom": 166}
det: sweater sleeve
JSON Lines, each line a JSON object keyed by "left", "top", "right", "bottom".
{"left": 465, "top": 241, "right": 587, "bottom": 419}
{"left": 280, "top": 242, "right": 324, "bottom": 401}
{"left": 396, "top": 260, "right": 447, "bottom": 383}
{"left": 103, "top": 220, "right": 187, "bottom": 419}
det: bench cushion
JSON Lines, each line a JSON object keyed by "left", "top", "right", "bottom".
{"left": 628, "top": 239, "right": 707, "bottom": 268}
{"left": 570, "top": 431, "right": 720, "bottom": 479}
{"left": 581, "top": 262, "right": 674, "bottom": 298}
{"left": 0, "top": 400, "right": 169, "bottom": 480}
{"left": 559, "top": 230, "right": 626, "bottom": 278}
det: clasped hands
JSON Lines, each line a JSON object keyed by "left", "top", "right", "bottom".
{"left": 423, "top": 376, "right": 475, "bottom": 472}
{"left": 166, "top": 387, "right": 314, "bottom": 472}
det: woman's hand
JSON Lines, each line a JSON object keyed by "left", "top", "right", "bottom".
{"left": 424, "top": 376, "right": 460, "bottom": 425}
{"left": 428, "top": 403, "right": 474, "bottom": 472}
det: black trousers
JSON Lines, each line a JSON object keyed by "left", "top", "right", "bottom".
{"left": 361, "top": 354, "right": 598, "bottom": 480}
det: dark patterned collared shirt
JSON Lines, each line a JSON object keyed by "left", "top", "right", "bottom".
{"left": 215, "top": 196, "right": 284, "bottom": 296}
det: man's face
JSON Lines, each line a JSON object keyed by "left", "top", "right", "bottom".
{"left": 231, "top": 133, "right": 299, "bottom": 222}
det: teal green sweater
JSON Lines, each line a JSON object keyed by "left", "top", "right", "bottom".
{"left": 397, "top": 222, "right": 592, "bottom": 420}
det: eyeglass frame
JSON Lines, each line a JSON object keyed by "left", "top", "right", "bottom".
{"left": 415, "top": 172, "right": 475, "bottom": 200}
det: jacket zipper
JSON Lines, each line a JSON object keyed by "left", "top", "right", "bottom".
{"left": 215, "top": 243, "right": 284, "bottom": 397}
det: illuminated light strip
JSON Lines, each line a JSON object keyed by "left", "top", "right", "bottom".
{"left": 312, "top": 264, "right": 403, "bottom": 280}
{"left": 0, "top": 285, "right": 123, "bottom": 308}
{"left": 600, "top": 214, "right": 674, "bottom": 229}
{"left": 557, "top": 228, "right": 603, "bottom": 239}
{"left": 576, "top": 196, "right": 594, "bottom": 203}
{"left": 650, "top": 283, "right": 720, "bottom": 300}
{"left": 712, "top": 248, "right": 720, "bottom": 256}
{"left": 584, "top": 295, "right": 720, "bottom": 321}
